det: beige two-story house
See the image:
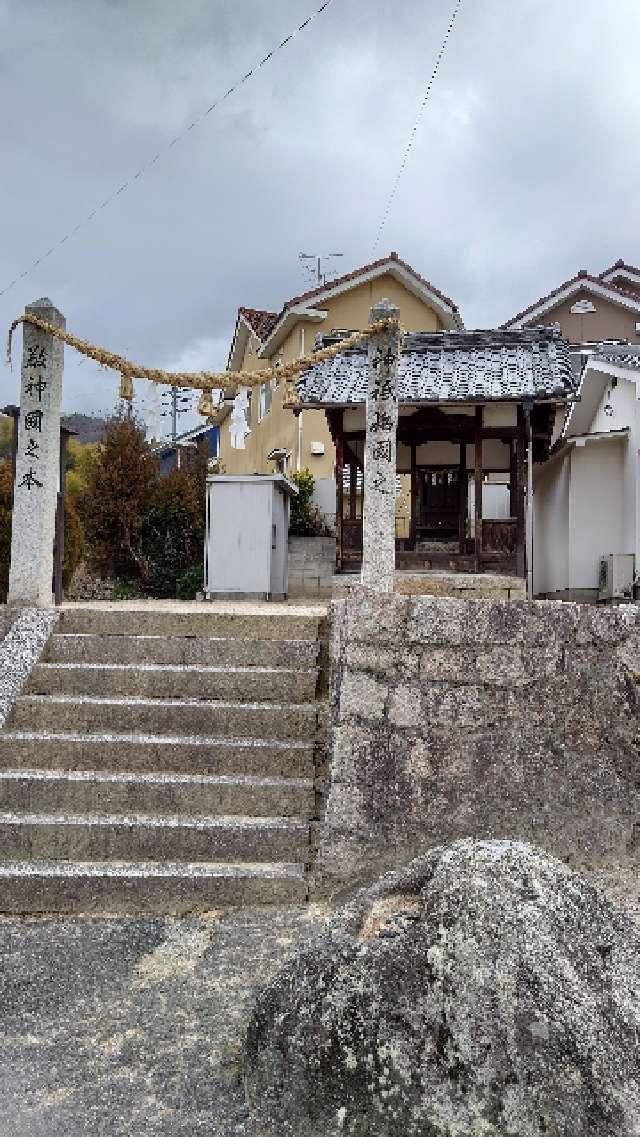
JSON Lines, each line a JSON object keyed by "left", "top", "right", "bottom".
{"left": 218, "top": 252, "right": 463, "bottom": 524}
{"left": 503, "top": 259, "right": 640, "bottom": 345}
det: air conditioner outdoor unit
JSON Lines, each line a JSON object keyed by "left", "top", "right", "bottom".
{"left": 597, "top": 554, "right": 635, "bottom": 602}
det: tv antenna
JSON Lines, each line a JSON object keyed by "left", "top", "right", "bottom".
{"left": 299, "top": 252, "right": 344, "bottom": 286}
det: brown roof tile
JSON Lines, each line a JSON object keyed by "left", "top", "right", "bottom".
{"left": 238, "top": 307, "right": 278, "bottom": 341}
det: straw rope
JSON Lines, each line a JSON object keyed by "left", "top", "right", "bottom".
{"left": 7, "top": 312, "right": 400, "bottom": 415}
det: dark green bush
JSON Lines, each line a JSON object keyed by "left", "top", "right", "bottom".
{"left": 140, "top": 466, "right": 205, "bottom": 598}
{"left": 289, "top": 468, "right": 317, "bottom": 536}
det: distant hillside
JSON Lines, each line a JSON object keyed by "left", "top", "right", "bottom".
{"left": 61, "top": 414, "right": 109, "bottom": 445}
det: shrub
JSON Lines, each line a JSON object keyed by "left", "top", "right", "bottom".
{"left": 140, "top": 466, "right": 205, "bottom": 598}
{"left": 176, "top": 564, "right": 203, "bottom": 600}
{"left": 62, "top": 497, "right": 84, "bottom": 589}
{"left": 83, "top": 415, "right": 157, "bottom": 579}
{"left": 288, "top": 468, "right": 317, "bottom": 536}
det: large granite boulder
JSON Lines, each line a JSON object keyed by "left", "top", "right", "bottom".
{"left": 245, "top": 839, "right": 640, "bottom": 1136}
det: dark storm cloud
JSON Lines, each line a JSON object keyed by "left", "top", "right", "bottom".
{"left": 1, "top": 0, "right": 639, "bottom": 425}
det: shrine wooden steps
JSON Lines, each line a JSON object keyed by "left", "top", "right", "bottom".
{"left": 0, "top": 605, "right": 327, "bottom": 914}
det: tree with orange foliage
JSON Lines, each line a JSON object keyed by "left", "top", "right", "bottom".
{"left": 84, "top": 415, "right": 158, "bottom": 580}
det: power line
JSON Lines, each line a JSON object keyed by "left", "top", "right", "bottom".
{"left": 371, "top": 0, "right": 464, "bottom": 256}
{"left": 0, "top": 0, "right": 336, "bottom": 299}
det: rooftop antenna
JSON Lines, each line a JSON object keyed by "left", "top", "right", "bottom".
{"left": 298, "top": 252, "right": 344, "bottom": 287}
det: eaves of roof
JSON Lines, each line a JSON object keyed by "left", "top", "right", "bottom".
{"left": 284, "top": 251, "right": 460, "bottom": 313}
{"left": 502, "top": 271, "right": 640, "bottom": 328}
{"left": 226, "top": 306, "right": 278, "bottom": 373}
{"left": 238, "top": 306, "right": 278, "bottom": 340}
{"left": 259, "top": 252, "right": 464, "bottom": 357}
{"left": 294, "top": 327, "right": 576, "bottom": 409}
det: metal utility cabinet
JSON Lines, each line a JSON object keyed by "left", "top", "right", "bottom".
{"left": 205, "top": 475, "right": 298, "bottom": 599}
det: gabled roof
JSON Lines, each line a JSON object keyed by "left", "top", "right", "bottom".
{"left": 599, "top": 259, "right": 640, "bottom": 294}
{"left": 295, "top": 326, "right": 575, "bottom": 408}
{"left": 502, "top": 269, "right": 640, "bottom": 329}
{"left": 238, "top": 307, "right": 278, "bottom": 340}
{"left": 599, "top": 258, "right": 640, "bottom": 279}
{"left": 226, "top": 306, "right": 278, "bottom": 372}
{"left": 258, "top": 252, "right": 464, "bottom": 356}
{"left": 284, "top": 251, "right": 459, "bottom": 313}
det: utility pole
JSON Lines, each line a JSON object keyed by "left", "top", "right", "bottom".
{"left": 161, "top": 386, "right": 192, "bottom": 442}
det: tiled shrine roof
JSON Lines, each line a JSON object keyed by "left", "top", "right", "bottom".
{"left": 297, "top": 327, "right": 576, "bottom": 407}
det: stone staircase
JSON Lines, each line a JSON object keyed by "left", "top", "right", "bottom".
{"left": 0, "top": 605, "right": 327, "bottom": 913}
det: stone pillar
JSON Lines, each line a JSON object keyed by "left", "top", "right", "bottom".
{"left": 361, "top": 298, "right": 400, "bottom": 591}
{"left": 8, "top": 298, "right": 65, "bottom": 607}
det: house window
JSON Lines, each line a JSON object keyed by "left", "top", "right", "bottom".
{"left": 259, "top": 381, "right": 273, "bottom": 420}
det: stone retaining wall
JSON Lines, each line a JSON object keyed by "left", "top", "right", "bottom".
{"left": 317, "top": 591, "right": 640, "bottom": 908}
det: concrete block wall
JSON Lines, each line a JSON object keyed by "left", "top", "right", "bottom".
{"left": 288, "top": 537, "right": 336, "bottom": 599}
{"left": 317, "top": 591, "right": 640, "bottom": 910}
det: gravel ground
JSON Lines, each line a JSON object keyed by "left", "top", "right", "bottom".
{"left": 0, "top": 904, "right": 330, "bottom": 1136}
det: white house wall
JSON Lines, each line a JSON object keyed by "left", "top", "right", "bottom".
{"left": 533, "top": 453, "right": 570, "bottom": 595}
{"left": 568, "top": 440, "right": 626, "bottom": 590}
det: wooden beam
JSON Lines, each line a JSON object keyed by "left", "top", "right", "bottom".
{"left": 474, "top": 406, "right": 483, "bottom": 568}
{"left": 515, "top": 405, "right": 526, "bottom": 578}
{"left": 410, "top": 443, "right": 417, "bottom": 548}
{"left": 509, "top": 437, "right": 517, "bottom": 517}
{"left": 335, "top": 412, "right": 344, "bottom": 573}
{"left": 458, "top": 441, "right": 467, "bottom": 553}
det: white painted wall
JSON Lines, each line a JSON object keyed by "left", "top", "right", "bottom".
{"left": 534, "top": 454, "right": 570, "bottom": 595}
{"left": 534, "top": 362, "right": 639, "bottom": 595}
{"left": 313, "top": 477, "right": 337, "bottom": 528}
{"left": 568, "top": 440, "right": 626, "bottom": 589}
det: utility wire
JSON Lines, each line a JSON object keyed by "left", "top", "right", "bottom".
{"left": 371, "top": 0, "right": 464, "bottom": 256}
{"left": 0, "top": 0, "right": 336, "bottom": 299}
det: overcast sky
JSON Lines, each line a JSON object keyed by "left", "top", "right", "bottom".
{"left": 1, "top": 0, "right": 639, "bottom": 434}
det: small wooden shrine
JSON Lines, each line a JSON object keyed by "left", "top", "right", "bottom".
{"left": 295, "top": 327, "right": 576, "bottom": 576}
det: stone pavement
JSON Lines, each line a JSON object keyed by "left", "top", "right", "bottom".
{"left": 0, "top": 903, "right": 329, "bottom": 1136}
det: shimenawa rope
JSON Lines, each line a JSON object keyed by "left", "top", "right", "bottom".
{"left": 7, "top": 313, "right": 400, "bottom": 419}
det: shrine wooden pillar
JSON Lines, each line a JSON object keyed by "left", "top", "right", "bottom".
{"left": 335, "top": 411, "right": 344, "bottom": 573}
{"left": 458, "top": 441, "right": 467, "bottom": 553}
{"left": 474, "top": 406, "right": 483, "bottom": 569}
{"left": 409, "top": 442, "right": 417, "bottom": 548}
{"left": 515, "top": 405, "right": 526, "bottom": 578}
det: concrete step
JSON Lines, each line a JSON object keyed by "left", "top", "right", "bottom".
{"left": 59, "top": 607, "right": 325, "bottom": 641}
{"left": 27, "top": 663, "right": 317, "bottom": 702}
{"left": 45, "top": 633, "right": 320, "bottom": 669}
{"left": 0, "top": 859, "right": 308, "bottom": 913}
{"left": 0, "top": 731, "right": 316, "bottom": 778}
{"left": 0, "top": 768, "right": 315, "bottom": 818}
{"left": 0, "top": 810, "right": 309, "bottom": 862}
{"left": 9, "top": 695, "right": 320, "bottom": 740}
